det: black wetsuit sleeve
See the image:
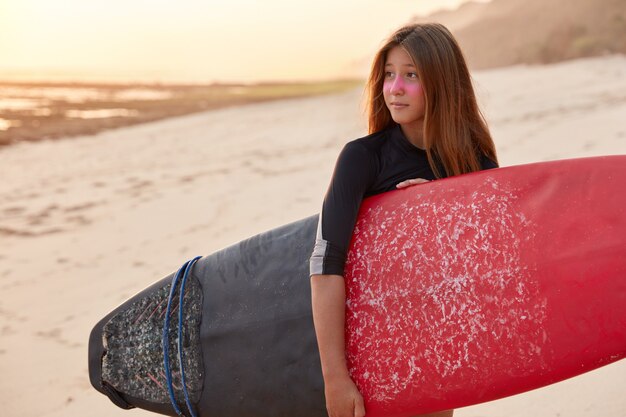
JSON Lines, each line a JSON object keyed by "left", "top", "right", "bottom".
{"left": 309, "top": 142, "right": 377, "bottom": 277}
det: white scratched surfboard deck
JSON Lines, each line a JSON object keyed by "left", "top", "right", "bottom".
{"left": 345, "top": 155, "right": 626, "bottom": 416}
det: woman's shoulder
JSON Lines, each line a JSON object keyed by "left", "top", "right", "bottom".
{"left": 333, "top": 129, "right": 390, "bottom": 173}
{"left": 342, "top": 128, "right": 390, "bottom": 155}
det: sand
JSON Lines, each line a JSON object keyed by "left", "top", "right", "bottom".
{"left": 0, "top": 54, "right": 625, "bottom": 417}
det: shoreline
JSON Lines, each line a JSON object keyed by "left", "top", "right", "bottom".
{"left": 0, "top": 79, "right": 364, "bottom": 147}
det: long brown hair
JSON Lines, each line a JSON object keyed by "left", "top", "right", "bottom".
{"left": 365, "top": 23, "right": 498, "bottom": 178}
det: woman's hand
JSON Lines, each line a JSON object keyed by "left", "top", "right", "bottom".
{"left": 324, "top": 374, "right": 366, "bottom": 417}
{"left": 396, "top": 178, "right": 430, "bottom": 189}
{"left": 311, "top": 274, "right": 366, "bottom": 417}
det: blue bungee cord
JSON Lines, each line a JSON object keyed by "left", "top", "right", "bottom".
{"left": 162, "top": 256, "right": 201, "bottom": 417}
{"left": 163, "top": 259, "right": 189, "bottom": 416}
{"left": 177, "top": 256, "right": 201, "bottom": 417}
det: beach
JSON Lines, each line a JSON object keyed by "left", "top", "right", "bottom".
{"left": 0, "top": 54, "right": 625, "bottom": 417}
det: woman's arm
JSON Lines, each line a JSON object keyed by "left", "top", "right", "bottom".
{"left": 309, "top": 141, "right": 376, "bottom": 417}
{"left": 311, "top": 274, "right": 365, "bottom": 417}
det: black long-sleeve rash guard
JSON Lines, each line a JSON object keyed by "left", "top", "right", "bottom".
{"left": 309, "top": 122, "right": 498, "bottom": 277}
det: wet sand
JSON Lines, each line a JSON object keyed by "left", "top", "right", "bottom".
{"left": 0, "top": 79, "right": 362, "bottom": 146}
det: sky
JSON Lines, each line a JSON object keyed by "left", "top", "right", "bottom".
{"left": 0, "top": 0, "right": 489, "bottom": 84}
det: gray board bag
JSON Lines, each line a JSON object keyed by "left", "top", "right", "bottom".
{"left": 88, "top": 214, "right": 329, "bottom": 417}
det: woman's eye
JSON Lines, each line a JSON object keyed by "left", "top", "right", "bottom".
{"left": 384, "top": 71, "right": 418, "bottom": 79}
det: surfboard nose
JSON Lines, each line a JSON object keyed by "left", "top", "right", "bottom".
{"left": 88, "top": 315, "right": 104, "bottom": 393}
{"left": 87, "top": 271, "right": 204, "bottom": 415}
{"left": 89, "top": 313, "right": 136, "bottom": 409}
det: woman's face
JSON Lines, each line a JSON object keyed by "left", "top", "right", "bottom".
{"left": 383, "top": 46, "right": 425, "bottom": 126}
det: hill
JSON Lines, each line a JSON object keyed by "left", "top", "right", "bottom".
{"left": 411, "top": 0, "right": 626, "bottom": 69}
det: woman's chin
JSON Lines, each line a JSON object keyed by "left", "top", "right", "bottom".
{"left": 390, "top": 115, "right": 410, "bottom": 125}
{"left": 389, "top": 115, "right": 424, "bottom": 127}
{"left": 389, "top": 114, "right": 403, "bottom": 124}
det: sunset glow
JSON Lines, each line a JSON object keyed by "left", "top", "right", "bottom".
{"left": 0, "top": 0, "right": 488, "bottom": 83}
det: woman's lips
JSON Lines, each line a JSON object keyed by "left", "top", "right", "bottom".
{"left": 391, "top": 103, "right": 408, "bottom": 109}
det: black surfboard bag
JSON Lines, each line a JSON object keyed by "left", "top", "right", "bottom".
{"left": 89, "top": 214, "right": 328, "bottom": 417}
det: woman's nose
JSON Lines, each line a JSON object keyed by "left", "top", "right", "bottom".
{"left": 389, "top": 77, "right": 404, "bottom": 95}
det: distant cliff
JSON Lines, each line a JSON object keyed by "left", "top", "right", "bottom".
{"left": 412, "top": 0, "right": 626, "bottom": 69}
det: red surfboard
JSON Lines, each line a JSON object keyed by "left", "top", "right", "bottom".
{"left": 344, "top": 155, "right": 626, "bottom": 417}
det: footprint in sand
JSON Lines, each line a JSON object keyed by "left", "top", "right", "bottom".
{"left": 583, "top": 141, "right": 596, "bottom": 151}
{"left": 27, "top": 217, "right": 44, "bottom": 226}
{"left": 63, "top": 201, "right": 99, "bottom": 212}
{"left": 178, "top": 175, "right": 195, "bottom": 184}
{"left": 0, "top": 225, "right": 65, "bottom": 237}
{"left": 65, "top": 215, "right": 92, "bottom": 226}
{"left": 35, "top": 327, "right": 81, "bottom": 348}
{"left": 36, "top": 327, "right": 62, "bottom": 339}
{"left": 0, "top": 307, "right": 28, "bottom": 322}
{"left": 24, "top": 204, "right": 59, "bottom": 226}
{"left": 117, "top": 179, "right": 155, "bottom": 199}
{"left": 2, "top": 206, "right": 26, "bottom": 216}
{"left": 1, "top": 325, "right": 16, "bottom": 336}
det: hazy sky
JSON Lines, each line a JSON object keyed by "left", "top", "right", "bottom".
{"left": 0, "top": 0, "right": 487, "bottom": 83}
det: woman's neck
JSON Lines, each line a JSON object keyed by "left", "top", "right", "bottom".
{"left": 400, "top": 122, "right": 426, "bottom": 150}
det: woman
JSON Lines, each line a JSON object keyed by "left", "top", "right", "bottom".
{"left": 309, "top": 23, "right": 499, "bottom": 417}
